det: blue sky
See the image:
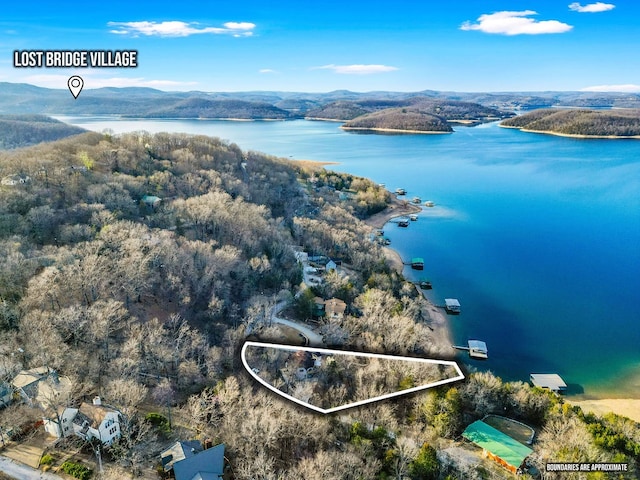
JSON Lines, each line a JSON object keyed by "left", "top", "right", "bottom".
{"left": 0, "top": 0, "right": 638, "bottom": 93}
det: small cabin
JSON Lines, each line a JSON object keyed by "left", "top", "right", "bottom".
{"left": 530, "top": 374, "right": 567, "bottom": 394}
{"left": 444, "top": 298, "right": 461, "bottom": 314}
{"left": 411, "top": 258, "right": 424, "bottom": 270}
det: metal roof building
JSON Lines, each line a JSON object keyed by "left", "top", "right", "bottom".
{"left": 462, "top": 420, "right": 533, "bottom": 474}
{"left": 530, "top": 374, "right": 567, "bottom": 393}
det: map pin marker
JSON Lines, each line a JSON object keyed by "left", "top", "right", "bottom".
{"left": 67, "top": 76, "right": 84, "bottom": 99}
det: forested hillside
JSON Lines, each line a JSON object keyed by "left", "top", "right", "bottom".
{"left": 0, "top": 132, "right": 637, "bottom": 479}
{"left": 501, "top": 108, "right": 640, "bottom": 137}
{"left": 0, "top": 114, "right": 85, "bottom": 149}
{"left": 137, "top": 98, "right": 294, "bottom": 119}
{"left": 342, "top": 108, "right": 453, "bottom": 133}
{"left": 307, "top": 98, "right": 508, "bottom": 124}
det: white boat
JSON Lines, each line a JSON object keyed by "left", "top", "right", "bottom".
{"left": 424, "top": 200, "right": 435, "bottom": 207}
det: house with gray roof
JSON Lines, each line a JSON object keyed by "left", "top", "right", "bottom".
{"left": 161, "top": 441, "right": 225, "bottom": 480}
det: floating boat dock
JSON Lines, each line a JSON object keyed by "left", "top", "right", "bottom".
{"left": 530, "top": 373, "right": 567, "bottom": 394}
{"left": 411, "top": 257, "right": 424, "bottom": 270}
{"left": 453, "top": 340, "right": 488, "bottom": 359}
{"left": 444, "top": 298, "right": 461, "bottom": 314}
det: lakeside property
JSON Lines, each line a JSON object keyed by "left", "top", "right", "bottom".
{"left": 57, "top": 116, "right": 640, "bottom": 402}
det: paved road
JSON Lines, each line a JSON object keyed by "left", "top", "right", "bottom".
{"left": 271, "top": 317, "right": 324, "bottom": 346}
{"left": 0, "top": 455, "right": 62, "bottom": 480}
{"left": 270, "top": 301, "right": 324, "bottom": 346}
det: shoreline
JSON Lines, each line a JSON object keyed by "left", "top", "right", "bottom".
{"left": 289, "top": 159, "right": 340, "bottom": 168}
{"left": 567, "top": 398, "right": 640, "bottom": 423}
{"left": 363, "top": 196, "right": 422, "bottom": 229}
{"left": 364, "top": 199, "right": 454, "bottom": 355}
{"left": 499, "top": 124, "right": 640, "bottom": 139}
{"left": 366, "top": 198, "right": 639, "bottom": 417}
{"left": 304, "top": 117, "right": 346, "bottom": 123}
{"left": 341, "top": 126, "right": 453, "bottom": 135}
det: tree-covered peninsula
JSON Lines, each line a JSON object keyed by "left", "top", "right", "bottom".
{"left": 501, "top": 108, "right": 640, "bottom": 138}
{"left": 0, "top": 114, "right": 85, "bottom": 149}
{"left": 341, "top": 107, "right": 453, "bottom": 133}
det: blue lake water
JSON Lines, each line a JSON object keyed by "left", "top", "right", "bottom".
{"left": 58, "top": 116, "right": 640, "bottom": 398}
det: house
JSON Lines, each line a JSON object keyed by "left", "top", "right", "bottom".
{"left": 44, "top": 406, "right": 78, "bottom": 438}
{"left": 161, "top": 440, "right": 203, "bottom": 472}
{"left": 35, "top": 372, "right": 72, "bottom": 408}
{"left": 462, "top": 420, "right": 533, "bottom": 474}
{"left": 325, "top": 260, "right": 337, "bottom": 273}
{"left": 161, "top": 441, "right": 225, "bottom": 480}
{"left": 324, "top": 298, "right": 347, "bottom": 320}
{"left": 71, "top": 397, "right": 122, "bottom": 446}
{"left": 11, "top": 367, "right": 53, "bottom": 403}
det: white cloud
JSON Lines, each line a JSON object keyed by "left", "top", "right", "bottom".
{"left": 581, "top": 84, "right": 640, "bottom": 93}
{"left": 313, "top": 64, "right": 398, "bottom": 75}
{"left": 259, "top": 69, "right": 277, "bottom": 74}
{"left": 23, "top": 73, "right": 198, "bottom": 89}
{"left": 569, "top": 2, "right": 615, "bottom": 13}
{"left": 461, "top": 10, "right": 573, "bottom": 35}
{"left": 107, "top": 20, "right": 255, "bottom": 37}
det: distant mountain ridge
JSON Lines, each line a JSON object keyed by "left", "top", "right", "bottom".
{"left": 1, "top": 82, "right": 639, "bottom": 129}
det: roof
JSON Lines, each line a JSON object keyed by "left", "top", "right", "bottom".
{"left": 445, "top": 298, "right": 461, "bottom": 307}
{"left": 161, "top": 440, "right": 203, "bottom": 471}
{"left": 35, "top": 374, "right": 72, "bottom": 407}
{"left": 74, "top": 402, "right": 118, "bottom": 429}
{"left": 11, "top": 367, "right": 50, "bottom": 389}
{"left": 411, "top": 258, "right": 424, "bottom": 263}
{"left": 324, "top": 298, "right": 347, "bottom": 316}
{"left": 530, "top": 374, "right": 567, "bottom": 391}
{"left": 462, "top": 420, "right": 533, "bottom": 469}
{"left": 173, "top": 443, "right": 225, "bottom": 480}
{"left": 468, "top": 340, "right": 487, "bottom": 352}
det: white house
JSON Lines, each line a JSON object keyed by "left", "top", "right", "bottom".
{"left": 325, "top": 260, "right": 337, "bottom": 273}
{"left": 71, "top": 397, "right": 122, "bottom": 446}
{"left": 44, "top": 406, "right": 78, "bottom": 438}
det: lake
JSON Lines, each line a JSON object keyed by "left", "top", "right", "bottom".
{"left": 57, "top": 116, "right": 640, "bottom": 399}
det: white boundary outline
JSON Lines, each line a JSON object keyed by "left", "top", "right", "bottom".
{"left": 241, "top": 341, "right": 465, "bottom": 414}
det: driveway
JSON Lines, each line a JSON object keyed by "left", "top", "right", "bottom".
{"left": 0, "top": 455, "right": 62, "bottom": 480}
{"left": 270, "top": 302, "right": 324, "bottom": 346}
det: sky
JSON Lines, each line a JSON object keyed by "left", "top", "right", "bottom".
{"left": 0, "top": 0, "right": 638, "bottom": 93}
